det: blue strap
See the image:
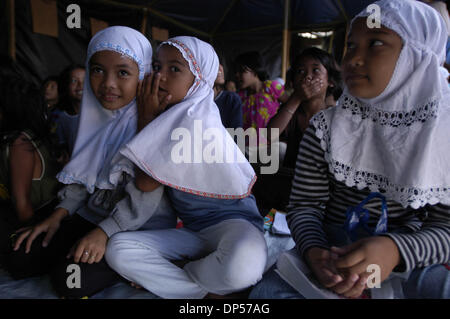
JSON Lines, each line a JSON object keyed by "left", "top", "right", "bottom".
{"left": 343, "top": 192, "right": 388, "bottom": 242}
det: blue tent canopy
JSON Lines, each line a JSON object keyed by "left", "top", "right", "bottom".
{"left": 90, "top": 0, "right": 377, "bottom": 37}
{"left": 4, "top": 0, "right": 378, "bottom": 84}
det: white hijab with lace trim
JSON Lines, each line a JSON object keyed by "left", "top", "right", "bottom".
{"left": 111, "top": 36, "right": 256, "bottom": 199}
{"left": 311, "top": 0, "right": 450, "bottom": 209}
{"left": 57, "top": 26, "right": 152, "bottom": 193}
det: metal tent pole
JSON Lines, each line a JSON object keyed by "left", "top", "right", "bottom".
{"left": 7, "top": 0, "right": 16, "bottom": 61}
{"left": 281, "top": 0, "right": 291, "bottom": 81}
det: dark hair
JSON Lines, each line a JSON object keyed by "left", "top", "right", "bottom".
{"left": 42, "top": 76, "right": 59, "bottom": 88}
{"left": 290, "top": 47, "right": 342, "bottom": 99}
{"left": 234, "top": 51, "right": 268, "bottom": 81}
{"left": 57, "top": 64, "right": 85, "bottom": 113}
{"left": 0, "top": 76, "right": 52, "bottom": 147}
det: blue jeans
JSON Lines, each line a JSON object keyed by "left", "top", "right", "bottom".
{"left": 249, "top": 225, "right": 450, "bottom": 299}
{"left": 249, "top": 263, "right": 450, "bottom": 299}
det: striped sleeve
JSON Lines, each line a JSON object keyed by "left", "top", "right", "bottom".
{"left": 286, "top": 126, "right": 330, "bottom": 257}
{"left": 384, "top": 203, "right": 450, "bottom": 272}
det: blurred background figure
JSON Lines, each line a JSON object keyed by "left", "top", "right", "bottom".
{"left": 41, "top": 76, "right": 59, "bottom": 110}
{"left": 234, "top": 51, "right": 288, "bottom": 135}
{"left": 421, "top": 0, "right": 450, "bottom": 74}
{"left": 0, "top": 76, "right": 61, "bottom": 264}
{"left": 225, "top": 80, "right": 237, "bottom": 92}
{"left": 214, "top": 64, "right": 243, "bottom": 130}
{"left": 54, "top": 64, "right": 85, "bottom": 160}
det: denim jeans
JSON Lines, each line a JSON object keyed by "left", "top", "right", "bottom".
{"left": 249, "top": 225, "right": 450, "bottom": 299}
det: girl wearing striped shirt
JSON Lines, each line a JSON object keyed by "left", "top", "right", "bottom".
{"left": 250, "top": 0, "right": 450, "bottom": 299}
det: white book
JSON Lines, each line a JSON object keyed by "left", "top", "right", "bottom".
{"left": 275, "top": 250, "right": 341, "bottom": 299}
{"left": 276, "top": 250, "right": 409, "bottom": 299}
{"left": 271, "top": 211, "right": 291, "bottom": 235}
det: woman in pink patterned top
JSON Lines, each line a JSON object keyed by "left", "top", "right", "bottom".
{"left": 235, "top": 51, "right": 289, "bottom": 131}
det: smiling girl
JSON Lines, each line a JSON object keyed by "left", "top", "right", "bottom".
{"left": 6, "top": 26, "right": 176, "bottom": 298}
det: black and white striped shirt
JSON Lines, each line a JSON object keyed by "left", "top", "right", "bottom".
{"left": 286, "top": 126, "right": 450, "bottom": 272}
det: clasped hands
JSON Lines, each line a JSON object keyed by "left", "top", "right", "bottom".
{"left": 306, "top": 236, "right": 401, "bottom": 298}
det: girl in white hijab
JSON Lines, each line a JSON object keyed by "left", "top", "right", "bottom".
{"left": 10, "top": 26, "right": 176, "bottom": 298}
{"left": 250, "top": 0, "right": 450, "bottom": 299}
{"left": 105, "top": 36, "right": 267, "bottom": 299}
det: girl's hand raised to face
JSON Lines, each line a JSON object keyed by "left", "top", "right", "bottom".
{"left": 137, "top": 72, "right": 172, "bottom": 131}
{"left": 293, "top": 78, "right": 324, "bottom": 102}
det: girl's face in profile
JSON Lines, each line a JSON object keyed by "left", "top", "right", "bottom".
{"left": 152, "top": 45, "right": 195, "bottom": 106}
{"left": 235, "top": 66, "right": 258, "bottom": 90}
{"left": 89, "top": 50, "right": 139, "bottom": 111}
{"left": 342, "top": 18, "right": 403, "bottom": 99}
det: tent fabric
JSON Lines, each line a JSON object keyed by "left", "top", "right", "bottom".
{"left": 2, "top": 0, "right": 377, "bottom": 86}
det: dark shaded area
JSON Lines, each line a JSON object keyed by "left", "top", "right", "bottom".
{"left": 2, "top": 0, "right": 376, "bottom": 86}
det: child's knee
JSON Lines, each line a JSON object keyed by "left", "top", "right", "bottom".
{"left": 104, "top": 233, "right": 129, "bottom": 271}
{"left": 104, "top": 232, "right": 149, "bottom": 273}
{"left": 222, "top": 240, "right": 267, "bottom": 290}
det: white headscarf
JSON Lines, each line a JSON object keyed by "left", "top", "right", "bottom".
{"left": 311, "top": 0, "right": 450, "bottom": 209}
{"left": 112, "top": 36, "right": 256, "bottom": 199}
{"left": 57, "top": 26, "right": 152, "bottom": 193}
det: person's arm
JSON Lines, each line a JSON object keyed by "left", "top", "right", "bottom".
{"left": 268, "top": 78, "right": 323, "bottom": 142}
{"left": 286, "top": 125, "right": 346, "bottom": 288}
{"left": 278, "top": 90, "right": 290, "bottom": 104}
{"left": 134, "top": 72, "right": 174, "bottom": 192}
{"left": 69, "top": 181, "right": 172, "bottom": 264}
{"left": 328, "top": 204, "right": 450, "bottom": 298}
{"left": 270, "top": 80, "right": 288, "bottom": 104}
{"left": 12, "top": 181, "right": 89, "bottom": 253}
{"left": 13, "top": 182, "right": 89, "bottom": 251}
{"left": 286, "top": 126, "right": 330, "bottom": 256}
{"left": 267, "top": 94, "right": 302, "bottom": 141}
{"left": 382, "top": 203, "right": 450, "bottom": 272}
{"left": 98, "top": 181, "right": 166, "bottom": 237}
{"left": 55, "top": 183, "right": 89, "bottom": 215}
{"left": 135, "top": 168, "right": 161, "bottom": 192}
{"left": 9, "top": 134, "right": 35, "bottom": 223}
